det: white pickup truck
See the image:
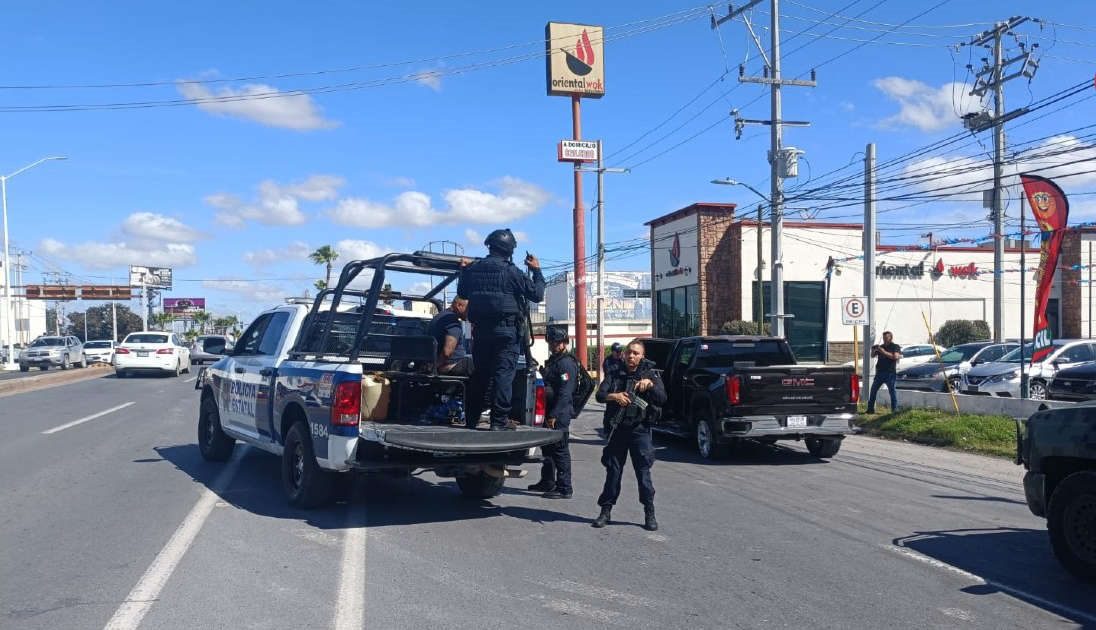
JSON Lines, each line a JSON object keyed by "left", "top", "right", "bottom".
{"left": 195, "top": 251, "right": 560, "bottom": 507}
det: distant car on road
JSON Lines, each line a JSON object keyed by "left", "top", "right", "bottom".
{"left": 1018, "top": 403, "right": 1096, "bottom": 580}
{"left": 190, "top": 335, "right": 234, "bottom": 365}
{"left": 115, "top": 332, "right": 192, "bottom": 378}
{"left": 82, "top": 340, "right": 116, "bottom": 365}
{"left": 18, "top": 335, "right": 86, "bottom": 372}
{"left": 896, "top": 342, "right": 1016, "bottom": 393}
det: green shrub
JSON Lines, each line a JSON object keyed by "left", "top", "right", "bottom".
{"left": 719, "top": 319, "right": 770, "bottom": 335}
{"left": 933, "top": 319, "right": 990, "bottom": 348}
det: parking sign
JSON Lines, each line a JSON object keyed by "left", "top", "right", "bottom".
{"left": 841, "top": 296, "right": 868, "bottom": 325}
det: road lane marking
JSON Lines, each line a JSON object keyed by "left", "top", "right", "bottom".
{"left": 334, "top": 498, "right": 367, "bottom": 630}
{"left": 103, "top": 451, "right": 245, "bottom": 630}
{"left": 883, "top": 545, "right": 1096, "bottom": 625}
{"left": 42, "top": 402, "right": 135, "bottom": 434}
{"left": 183, "top": 376, "right": 198, "bottom": 383}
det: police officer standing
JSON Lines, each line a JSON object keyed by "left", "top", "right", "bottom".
{"left": 457, "top": 229, "right": 545, "bottom": 430}
{"left": 592, "top": 339, "right": 666, "bottom": 531}
{"left": 528, "top": 327, "right": 579, "bottom": 499}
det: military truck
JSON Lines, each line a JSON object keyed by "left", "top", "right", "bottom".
{"left": 1017, "top": 403, "right": 1096, "bottom": 581}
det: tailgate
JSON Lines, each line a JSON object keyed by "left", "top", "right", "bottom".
{"left": 359, "top": 423, "right": 561, "bottom": 453}
{"left": 736, "top": 365, "right": 856, "bottom": 414}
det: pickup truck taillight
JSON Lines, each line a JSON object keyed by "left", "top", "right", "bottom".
{"left": 534, "top": 383, "right": 546, "bottom": 426}
{"left": 725, "top": 375, "right": 742, "bottom": 405}
{"left": 156, "top": 348, "right": 174, "bottom": 355}
{"left": 850, "top": 373, "right": 860, "bottom": 403}
{"left": 115, "top": 347, "right": 130, "bottom": 354}
{"left": 332, "top": 381, "right": 361, "bottom": 426}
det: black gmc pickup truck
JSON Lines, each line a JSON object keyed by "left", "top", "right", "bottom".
{"left": 642, "top": 336, "right": 859, "bottom": 459}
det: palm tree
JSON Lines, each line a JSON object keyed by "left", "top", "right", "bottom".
{"left": 314, "top": 279, "right": 327, "bottom": 292}
{"left": 191, "top": 310, "right": 212, "bottom": 334}
{"left": 309, "top": 245, "right": 339, "bottom": 289}
{"left": 151, "top": 312, "right": 174, "bottom": 331}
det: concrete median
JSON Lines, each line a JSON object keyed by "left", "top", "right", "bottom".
{"left": 0, "top": 363, "right": 112, "bottom": 399}
{"left": 895, "top": 389, "right": 1074, "bottom": 418}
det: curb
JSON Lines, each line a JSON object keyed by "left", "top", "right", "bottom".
{"left": 0, "top": 364, "right": 112, "bottom": 399}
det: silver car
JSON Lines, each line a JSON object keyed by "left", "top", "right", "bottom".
{"left": 18, "top": 335, "right": 86, "bottom": 372}
{"left": 190, "top": 335, "right": 234, "bottom": 365}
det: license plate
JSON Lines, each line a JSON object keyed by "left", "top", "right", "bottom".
{"left": 787, "top": 415, "right": 808, "bottom": 428}
{"left": 137, "top": 351, "right": 149, "bottom": 357}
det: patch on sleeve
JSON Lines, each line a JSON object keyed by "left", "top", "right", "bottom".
{"left": 561, "top": 373, "right": 570, "bottom": 381}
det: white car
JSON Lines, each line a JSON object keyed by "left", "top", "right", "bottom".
{"left": 115, "top": 332, "right": 192, "bottom": 378}
{"left": 896, "top": 344, "right": 947, "bottom": 369}
{"left": 83, "top": 339, "right": 116, "bottom": 365}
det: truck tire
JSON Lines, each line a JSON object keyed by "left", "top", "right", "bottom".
{"left": 197, "top": 397, "right": 235, "bottom": 462}
{"left": 282, "top": 421, "right": 334, "bottom": 509}
{"left": 1047, "top": 471, "right": 1096, "bottom": 581}
{"left": 456, "top": 472, "right": 505, "bottom": 499}
{"left": 79, "top": 355, "right": 87, "bottom": 368}
{"left": 806, "top": 437, "right": 842, "bottom": 458}
{"left": 61, "top": 356, "right": 70, "bottom": 370}
{"left": 695, "top": 415, "right": 726, "bottom": 460}
{"left": 19, "top": 365, "right": 28, "bottom": 372}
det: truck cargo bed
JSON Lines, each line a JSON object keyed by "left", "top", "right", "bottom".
{"left": 359, "top": 422, "right": 561, "bottom": 453}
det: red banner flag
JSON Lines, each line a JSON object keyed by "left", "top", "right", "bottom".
{"left": 1020, "top": 173, "right": 1070, "bottom": 363}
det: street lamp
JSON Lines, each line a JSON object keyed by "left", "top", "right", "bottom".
{"left": 2, "top": 156, "right": 67, "bottom": 370}
{"left": 711, "top": 178, "right": 772, "bottom": 335}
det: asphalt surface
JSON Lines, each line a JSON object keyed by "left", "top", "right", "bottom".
{"left": 3, "top": 374, "right": 1094, "bottom": 630}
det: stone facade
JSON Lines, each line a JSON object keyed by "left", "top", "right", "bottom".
{"left": 1062, "top": 231, "right": 1082, "bottom": 338}
{"left": 697, "top": 209, "right": 741, "bottom": 334}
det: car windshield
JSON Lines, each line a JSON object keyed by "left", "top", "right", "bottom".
{"left": 125, "top": 334, "right": 169, "bottom": 344}
{"left": 1000, "top": 343, "right": 1039, "bottom": 363}
{"left": 903, "top": 346, "right": 935, "bottom": 357}
{"left": 937, "top": 346, "right": 982, "bottom": 363}
{"left": 84, "top": 341, "right": 112, "bottom": 349}
{"left": 202, "top": 338, "right": 227, "bottom": 353}
{"left": 31, "top": 337, "right": 64, "bottom": 347}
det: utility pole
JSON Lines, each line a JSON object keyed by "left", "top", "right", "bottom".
{"left": 14, "top": 250, "right": 25, "bottom": 345}
{"left": 863, "top": 144, "right": 877, "bottom": 391}
{"left": 965, "top": 16, "right": 1039, "bottom": 341}
{"left": 714, "top": 0, "right": 815, "bottom": 337}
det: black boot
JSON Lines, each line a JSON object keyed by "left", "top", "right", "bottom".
{"left": 643, "top": 505, "right": 658, "bottom": 531}
{"left": 527, "top": 480, "right": 554, "bottom": 492}
{"left": 591, "top": 506, "right": 611, "bottom": 528}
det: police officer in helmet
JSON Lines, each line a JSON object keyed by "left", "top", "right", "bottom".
{"left": 457, "top": 228, "right": 545, "bottom": 430}
{"left": 528, "top": 326, "right": 579, "bottom": 499}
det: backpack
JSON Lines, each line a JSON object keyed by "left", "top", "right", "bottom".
{"left": 571, "top": 356, "right": 597, "bottom": 414}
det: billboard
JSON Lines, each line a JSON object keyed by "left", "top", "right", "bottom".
{"left": 651, "top": 215, "right": 699, "bottom": 291}
{"left": 163, "top": 297, "right": 206, "bottom": 316}
{"left": 545, "top": 22, "right": 605, "bottom": 98}
{"left": 558, "top": 140, "right": 599, "bottom": 162}
{"left": 129, "top": 266, "right": 173, "bottom": 290}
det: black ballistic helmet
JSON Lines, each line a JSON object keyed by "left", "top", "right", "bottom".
{"left": 484, "top": 228, "right": 517, "bottom": 255}
{"left": 546, "top": 326, "right": 569, "bottom": 344}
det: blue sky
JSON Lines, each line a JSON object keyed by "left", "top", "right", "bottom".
{"left": 4, "top": 1, "right": 1096, "bottom": 322}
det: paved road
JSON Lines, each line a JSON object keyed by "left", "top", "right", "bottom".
{"left": 3, "top": 374, "right": 1093, "bottom": 630}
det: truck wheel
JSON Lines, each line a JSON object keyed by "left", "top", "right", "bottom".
{"left": 79, "top": 355, "right": 87, "bottom": 368}
{"left": 282, "top": 421, "right": 333, "bottom": 508}
{"left": 456, "top": 472, "right": 505, "bottom": 499}
{"left": 19, "top": 365, "right": 28, "bottom": 372}
{"left": 695, "top": 415, "right": 726, "bottom": 460}
{"left": 197, "top": 397, "right": 235, "bottom": 461}
{"left": 1029, "top": 380, "right": 1048, "bottom": 400}
{"left": 40, "top": 365, "right": 49, "bottom": 371}
{"left": 61, "top": 356, "right": 70, "bottom": 370}
{"left": 1047, "top": 471, "right": 1096, "bottom": 581}
{"left": 806, "top": 437, "right": 842, "bottom": 458}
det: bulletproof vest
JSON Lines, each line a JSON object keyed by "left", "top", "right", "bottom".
{"left": 463, "top": 256, "right": 520, "bottom": 324}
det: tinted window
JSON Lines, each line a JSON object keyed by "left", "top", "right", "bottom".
{"left": 978, "top": 346, "right": 1005, "bottom": 362}
{"left": 31, "top": 337, "right": 65, "bottom": 347}
{"left": 1061, "top": 344, "right": 1094, "bottom": 363}
{"left": 84, "top": 341, "right": 111, "bottom": 349}
{"left": 677, "top": 342, "right": 697, "bottom": 368}
{"left": 693, "top": 340, "right": 795, "bottom": 368}
{"left": 235, "top": 315, "right": 272, "bottom": 356}
{"left": 258, "top": 312, "right": 291, "bottom": 356}
{"left": 1001, "top": 344, "right": 1038, "bottom": 362}
{"left": 125, "top": 334, "right": 169, "bottom": 344}
{"left": 202, "top": 337, "right": 227, "bottom": 354}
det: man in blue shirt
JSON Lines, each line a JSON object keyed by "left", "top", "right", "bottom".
{"left": 428, "top": 297, "right": 472, "bottom": 376}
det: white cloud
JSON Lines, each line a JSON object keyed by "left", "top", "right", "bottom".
{"left": 40, "top": 237, "right": 197, "bottom": 270}
{"left": 201, "top": 279, "right": 286, "bottom": 303}
{"left": 177, "top": 81, "right": 338, "bottom": 131}
{"left": 412, "top": 70, "right": 443, "bottom": 91}
{"left": 121, "top": 212, "right": 203, "bottom": 243}
{"left": 464, "top": 228, "right": 529, "bottom": 249}
{"left": 208, "top": 175, "right": 344, "bottom": 227}
{"left": 329, "top": 177, "right": 549, "bottom": 228}
{"left": 335, "top": 239, "right": 391, "bottom": 261}
{"left": 243, "top": 241, "right": 312, "bottom": 267}
{"left": 873, "top": 77, "right": 984, "bottom": 132}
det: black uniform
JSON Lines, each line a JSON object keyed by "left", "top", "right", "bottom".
{"left": 538, "top": 350, "right": 579, "bottom": 494}
{"left": 457, "top": 253, "right": 545, "bottom": 428}
{"left": 595, "top": 358, "right": 666, "bottom": 509}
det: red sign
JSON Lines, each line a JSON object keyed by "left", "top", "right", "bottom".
{"left": 948, "top": 262, "right": 979, "bottom": 278}
{"left": 1021, "top": 173, "right": 1070, "bottom": 363}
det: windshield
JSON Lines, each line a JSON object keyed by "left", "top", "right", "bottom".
{"left": 937, "top": 346, "right": 982, "bottom": 363}
{"left": 693, "top": 340, "right": 795, "bottom": 368}
{"left": 84, "top": 341, "right": 112, "bottom": 349}
{"left": 1000, "top": 343, "right": 1038, "bottom": 363}
{"left": 31, "top": 337, "right": 64, "bottom": 347}
{"left": 125, "top": 334, "right": 169, "bottom": 344}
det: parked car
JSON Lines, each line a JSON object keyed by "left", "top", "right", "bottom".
{"left": 897, "top": 344, "right": 947, "bottom": 369}
{"left": 190, "top": 335, "right": 234, "bottom": 365}
{"left": 1017, "top": 403, "right": 1096, "bottom": 580}
{"left": 1047, "top": 361, "right": 1096, "bottom": 401}
{"left": 895, "top": 342, "right": 1016, "bottom": 392}
{"left": 17, "top": 335, "right": 86, "bottom": 372}
{"left": 962, "top": 339, "right": 1096, "bottom": 400}
{"left": 115, "top": 332, "right": 192, "bottom": 377}
{"left": 82, "top": 340, "right": 116, "bottom": 365}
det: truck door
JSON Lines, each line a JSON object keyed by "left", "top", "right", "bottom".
{"left": 228, "top": 311, "right": 291, "bottom": 440}
{"left": 667, "top": 341, "right": 697, "bottom": 430}
{"left": 219, "top": 313, "right": 272, "bottom": 438}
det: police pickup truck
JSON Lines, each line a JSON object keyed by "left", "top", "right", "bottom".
{"left": 642, "top": 336, "right": 859, "bottom": 459}
{"left": 195, "top": 251, "right": 560, "bottom": 507}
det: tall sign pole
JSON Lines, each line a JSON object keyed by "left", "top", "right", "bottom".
{"left": 547, "top": 21, "right": 605, "bottom": 368}
{"left": 862, "top": 144, "right": 877, "bottom": 390}
{"left": 595, "top": 139, "right": 605, "bottom": 376}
